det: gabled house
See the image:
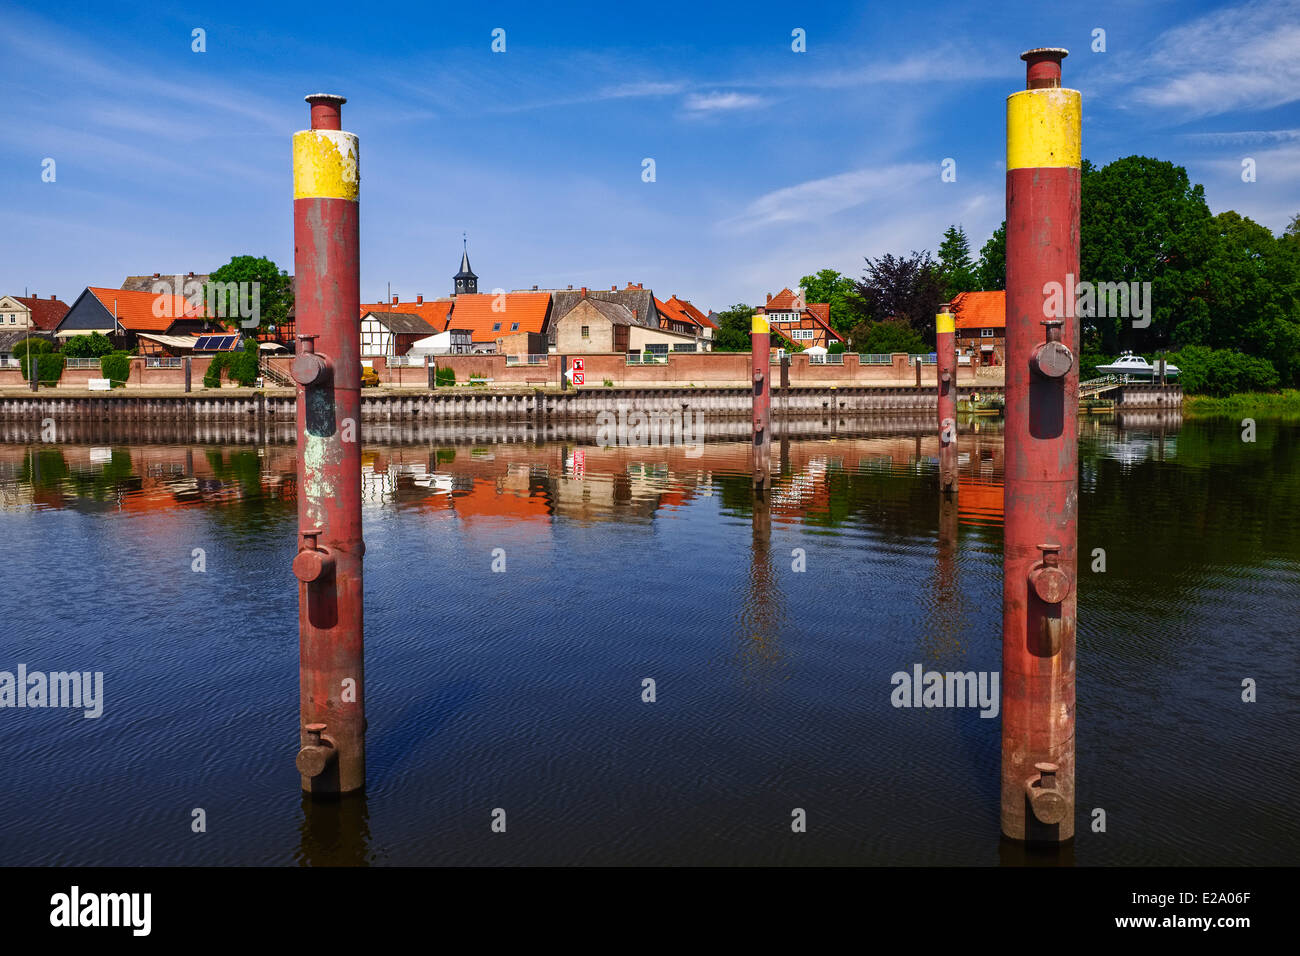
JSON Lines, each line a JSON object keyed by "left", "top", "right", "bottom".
{"left": 755, "top": 287, "right": 843, "bottom": 350}
{"left": 1, "top": 294, "right": 71, "bottom": 332}
{"left": 655, "top": 293, "right": 714, "bottom": 350}
{"left": 446, "top": 292, "right": 553, "bottom": 353}
{"left": 552, "top": 287, "right": 700, "bottom": 356}
{"left": 948, "top": 291, "right": 1005, "bottom": 366}
{"left": 360, "top": 309, "right": 444, "bottom": 357}
{"left": 55, "top": 287, "right": 213, "bottom": 349}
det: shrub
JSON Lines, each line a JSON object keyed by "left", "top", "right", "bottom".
{"left": 204, "top": 339, "right": 259, "bottom": 388}
{"left": 99, "top": 352, "right": 131, "bottom": 387}
{"left": 12, "top": 337, "right": 53, "bottom": 360}
{"left": 435, "top": 366, "right": 456, "bottom": 386}
{"left": 1167, "top": 345, "right": 1280, "bottom": 397}
{"left": 20, "top": 351, "right": 64, "bottom": 384}
{"left": 64, "top": 332, "right": 115, "bottom": 358}
{"left": 828, "top": 341, "right": 846, "bottom": 354}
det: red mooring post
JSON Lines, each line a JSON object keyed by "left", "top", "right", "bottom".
{"left": 752, "top": 315, "right": 772, "bottom": 489}
{"left": 290, "top": 93, "right": 365, "bottom": 794}
{"left": 936, "top": 305, "right": 958, "bottom": 494}
{"left": 1002, "top": 49, "right": 1080, "bottom": 841}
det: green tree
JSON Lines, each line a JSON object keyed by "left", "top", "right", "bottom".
{"left": 976, "top": 221, "right": 1006, "bottom": 291}
{"left": 63, "top": 332, "right": 115, "bottom": 358}
{"left": 712, "top": 303, "right": 756, "bottom": 351}
{"left": 855, "top": 251, "right": 945, "bottom": 346}
{"left": 206, "top": 256, "right": 293, "bottom": 333}
{"left": 1080, "top": 156, "right": 1213, "bottom": 353}
{"left": 847, "top": 318, "right": 927, "bottom": 354}
{"left": 937, "top": 225, "right": 978, "bottom": 298}
{"left": 797, "top": 268, "right": 869, "bottom": 334}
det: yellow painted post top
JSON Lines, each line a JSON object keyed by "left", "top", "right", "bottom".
{"left": 751, "top": 315, "right": 770, "bottom": 334}
{"left": 293, "top": 129, "right": 360, "bottom": 201}
{"left": 936, "top": 311, "right": 955, "bottom": 335}
{"left": 1006, "top": 88, "right": 1081, "bottom": 170}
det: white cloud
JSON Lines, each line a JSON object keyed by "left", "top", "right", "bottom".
{"left": 683, "top": 91, "right": 769, "bottom": 113}
{"left": 1127, "top": 0, "right": 1300, "bottom": 119}
{"left": 721, "top": 164, "right": 935, "bottom": 232}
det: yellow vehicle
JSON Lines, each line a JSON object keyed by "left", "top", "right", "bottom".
{"left": 361, "top": 366, "right": 380, "bottom": 388}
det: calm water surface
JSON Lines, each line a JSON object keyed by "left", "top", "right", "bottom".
{"left": 1, "top": 413, "right": 1296, "bottom": 865}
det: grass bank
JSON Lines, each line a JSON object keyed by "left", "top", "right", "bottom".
{"left": 1183, "top": 389, "right": 1300, "bottom": 416}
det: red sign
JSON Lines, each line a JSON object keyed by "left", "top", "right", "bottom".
{"left": 573, "top": 371, "right": 585, "bottom": 386}
{"left": 572, "top": 358, "right": 584, "bottom": 371}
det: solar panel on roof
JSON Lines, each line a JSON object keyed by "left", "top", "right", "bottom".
{"left": 194, "top": 336, "right": 212, "bottom": 350}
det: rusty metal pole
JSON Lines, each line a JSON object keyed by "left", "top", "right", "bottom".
{"left": 751, "top": 315, "right": 772, "bottom": 489}
{"left": 1002, "top": 49, "right": 1080, "bottom": 842}
{"left": 291, "top": 93, "right": 365, "bottom": 795}
{"left": 936, "top": 305, "right": 958, "bottom": 495}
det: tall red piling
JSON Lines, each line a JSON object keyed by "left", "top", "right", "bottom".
{"left": 936, "top": 306, "right": 958, "bottom": 494}
{"left": 291, "top": 93, "right": 365, "bottom": 794}
{"left": 752, "top": 315, "right": 772, "bottom": 489}
{"left": 1002, "top": 49, "right": 1080, "bottom": 842}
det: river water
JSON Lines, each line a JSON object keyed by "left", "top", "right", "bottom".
{"left": 1, "top": 412, "right": 1296, "bottom": 865}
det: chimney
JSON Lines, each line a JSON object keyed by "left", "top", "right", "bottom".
{"left": 188, "top": 271, "right": 194, "bottom": 277}
{"left": 580, "top": 287, "right": 587, "bottom": 298}
{"left": 50, "top": 294, "right": 56, "bottom": 299}
{"left": 532, "top": 285, "right": 538, "bottom": 290}
{"left": 391, "top": 294, "right": 399, "bottom": 305}
{"left": 567, "top": 284, "right": 573, "bottom": 290}
{"left": 766, "top": 292, "right": 772, "bottom": 303}
{"left": 416, "top": 295, "right": 423, "bottom": 304}
{"left": 611, "top": 285, "right": 616, "bottom": 291}
{"left": 153, "top": 272, "right": 160, "bottom": 278}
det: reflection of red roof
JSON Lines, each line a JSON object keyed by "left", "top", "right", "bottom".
{"left": 359, "top": 298, "right": 453, "bottom": 331}
{"left": 447, "top": 292, "right": 551, "bottom": 343}
{"left": 949, "top": 291, "right": 1005, "bottom": 331}
{"left": 13, "top": 295, "right": 70, "bottom": 330}
{"left": 451, "top": 477, "right": 552, "bottom": 524}
{"left": 87, "top": 287, "right": 205, "bottom": 332}
{"left": 956, "top": 476, "right": 1003, "bottom": 525}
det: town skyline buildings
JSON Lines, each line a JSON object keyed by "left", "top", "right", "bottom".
{"left": 3, "top": 0, "right": 1298, "bottom": 313}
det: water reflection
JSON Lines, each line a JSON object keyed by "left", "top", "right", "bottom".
{"left": 3, "top": 410, "right": 1297, "bottom": 866}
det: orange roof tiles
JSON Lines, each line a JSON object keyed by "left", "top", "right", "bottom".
{"left": 87, "top": 287, "right": 205, "bottom": 332}
{"left": 444, "top": 292, "right": 551, "bottom": 343}
{"left": 358, "top": 298, "right": 453, "bottom": 331}
{"left": 949, "top": 291, "right": 1005, "bottom": 331}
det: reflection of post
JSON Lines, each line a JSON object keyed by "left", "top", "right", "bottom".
{"left": 298, "top": 792, "right": 370, "bottom": 865}
{"left": 738, "top": 485, "right": 782, "bottom": 672}
{"left": 751, "top": 315, "right": 772, "bottom": 489}
{"left": 1002, "top": 48, "right": 1080, "bottom": 843}
{"left": 937, "top": 306, "right": 958, "bottom": 495}
{"left": 291, "top": 93, "right": 366, "bottom": 795}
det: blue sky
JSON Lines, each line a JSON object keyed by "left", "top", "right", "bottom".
{"left": 3, "top": 0, "right": 1298, "bottom": 312}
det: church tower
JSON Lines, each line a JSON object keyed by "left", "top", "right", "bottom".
{"left": 453, "top": 237, "right": 478, "bottom": 295}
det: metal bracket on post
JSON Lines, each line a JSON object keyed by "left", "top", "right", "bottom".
{"left": 1030, "top": 319, "right": 1074, "bottom": 379}
{"left": 292, "top": 334, "right": 332, "bottom": 388}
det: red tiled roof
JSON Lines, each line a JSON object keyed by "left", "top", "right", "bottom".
{"left": 949, "top": 291, "right": 1005, "bottom": 330}
{"left": 358, "top": 298, "right": 453, "bottom": 331}
{"left": 664, "top": 295, "right": 714, "bottom": 329}
{"left": 12, "top": 295, "right": 70, "bottom": 331}
{"left": 445, "top": 292, "right": 551, "bottom": 343}
{"left": 87, "top": 287, "right": 205, "bottom": 332}
{"left": 759, "top": 288, "right": 842, "bottom": 341}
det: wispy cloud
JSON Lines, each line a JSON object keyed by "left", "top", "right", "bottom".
{"left": 683, "top": 91, "right": 769, "bottom": 113}
{"left": 1124, "top": 0, "right": 1300, "bottom": 119}
{"left": 721, "top": 164, "right": 935, "bottom": 232}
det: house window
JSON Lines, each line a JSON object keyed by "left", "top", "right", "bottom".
{"left": 581, "top": 326, "right": 589, "bottom": 338}
{"left": 790, "top": 328, "right": 814, "bottom": 340}
{"left": 492, "top": 322, "right": 501, "bottom": 331}
{"left": 646, "top": 343, "right": 669, "bottom": 355}
{"left": 981, "top": 328, "right": 995, "bottom": 338}
{"left": 510, "top": 323, "right": 519, "bottom": 331}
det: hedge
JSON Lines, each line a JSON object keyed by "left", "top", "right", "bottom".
{"left": 99, "top": 352, "right": 131, "bottom": 387}
{"left": 19, "top": 352, "right": 64, "bottom": 384}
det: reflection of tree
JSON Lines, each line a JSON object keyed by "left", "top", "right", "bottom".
{"left": 19, "top": 448, "right": 139, "bottom": 503}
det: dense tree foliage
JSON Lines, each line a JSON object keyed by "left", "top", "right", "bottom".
{"left": 63, "top": 332, "right": 115, "bottom": 358}
{"left": 206, "top": 255, "right": 293, "bottom": 333}
{"left": 975, "top": 222, "right": 1006, "bottom": 291}
{"left": 712, "top": 303, "right": 757, "bottom": 352}
{"left": 937, "top": 225, "right": 978, "bottom": 298}
{"left": 854, "top": 251, "right": 945, "bottom": 347}
{"left": 797, "top": 269, "right": 868, "bottom": 334}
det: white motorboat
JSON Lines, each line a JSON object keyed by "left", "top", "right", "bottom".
{"left": 1094, "top": 351, "right": 1179, "bottom": 378}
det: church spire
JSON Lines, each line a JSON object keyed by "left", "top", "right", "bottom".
{"left": 454, "top": 233, "right": 477, "bottom": 295}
